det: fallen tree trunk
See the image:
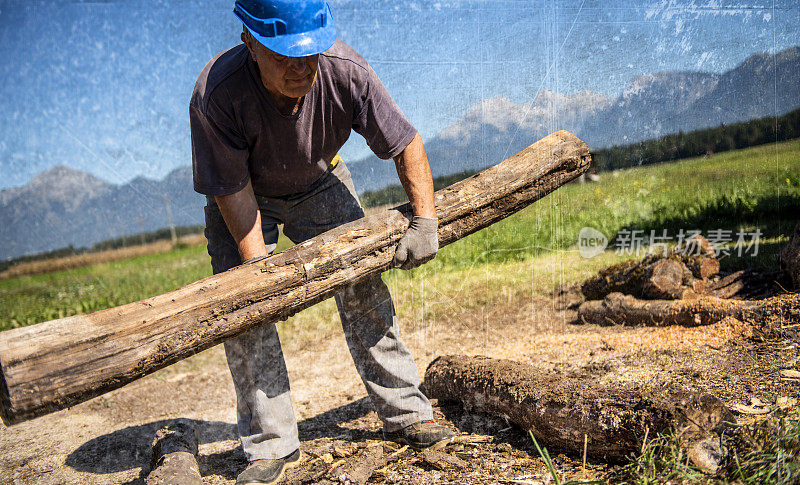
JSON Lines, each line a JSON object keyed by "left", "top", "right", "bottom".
{"left": 577, "top": 292, "right": 799, "bottom": 327}
{"left": 424, "top": 355, "right": 731, "bottom": 461}
{"left": 0, "top": 131, "right": 590, "bottom": 426}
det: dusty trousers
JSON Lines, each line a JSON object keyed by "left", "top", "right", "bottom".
{"left": 203, "top": 161, "right": 433, "bottom": 461}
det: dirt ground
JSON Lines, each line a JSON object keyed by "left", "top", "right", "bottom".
{"left": 1, "top": 288, "right": 798, "bottom": 484}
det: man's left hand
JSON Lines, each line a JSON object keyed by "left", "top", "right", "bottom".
{"left": 393, "top": 216, "right": 439, "bottom": 270}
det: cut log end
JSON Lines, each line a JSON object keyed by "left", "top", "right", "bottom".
{"left": 647, "top": 259, "right": 686, "bottom": 299}
{"left": 696, "top": 258, "right": 721, "bottom": 280}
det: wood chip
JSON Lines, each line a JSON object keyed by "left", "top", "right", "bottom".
{"left": 731, "top": 403, "right": 772, "bottom": 415}
{"left": 332, "top": 445, "right": 353, "bottom": 458}
{"left": 386, "top": 445, "right": 409, "bottom": 460}
{"left": 497, "top": 479, "right": 544, "bottom": 485}
{"left": 418, "top": 449, "right": 467, "bottom": 471}
{"left": 453, "top": 434, "right": 493, "bottom": 444}
{"left": 780, "top": 369, "right": 800, "bottom": 379}
{"left": 777, "top": 396, "right": 799, "bottom": 410}
{"left": 328, "top": 445, "right": 385, "bottom": 485}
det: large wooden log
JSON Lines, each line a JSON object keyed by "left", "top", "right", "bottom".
{"left": 424, "top": 355, "right": 731, "bottom": 461}
{"left": 0, "top": 131, "right": 590, "bottom": 426}
{"left": 577, "top": 291, "right": 799, "bottom": 327}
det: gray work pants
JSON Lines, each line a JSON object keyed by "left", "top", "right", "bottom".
{"left": 204, "top": 162, "right": 433, "bottom": 461}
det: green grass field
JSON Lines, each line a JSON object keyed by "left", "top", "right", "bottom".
{"left": 1, "top": 139, "right": 798, "bottom": 331}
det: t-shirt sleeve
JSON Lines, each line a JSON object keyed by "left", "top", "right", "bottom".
{"left": 351, "top": 62, "right": 417, "bottom": 160}
{"left": 190, "top": 89, "right": 250, "bottom": 196}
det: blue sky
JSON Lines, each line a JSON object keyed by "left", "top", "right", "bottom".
{"left": 0, "top": 0, "right": 798, "bottom": 189}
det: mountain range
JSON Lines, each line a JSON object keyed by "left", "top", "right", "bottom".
{"left": 1, "top": 46, "right": 798, "bottom": 260}
{"left": 0, "top": 165, "right": 202, "bottom": 261}
{"left": 348, "top": 46, "right": 800, "bottom": 191}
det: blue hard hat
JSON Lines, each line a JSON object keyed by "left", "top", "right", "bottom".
{"left": 234, "top": 0, "right": 337, "bottom": 57}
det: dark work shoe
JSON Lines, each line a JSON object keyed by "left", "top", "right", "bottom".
{"left": 383, "top": 421, "right": 457, "bottom": 450}
{"left": 236, "top": 449, "right": 302, "bottom": 485}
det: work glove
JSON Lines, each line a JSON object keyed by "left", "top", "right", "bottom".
{"left": 393, "top": 216, "right": 439, "bottom": 270}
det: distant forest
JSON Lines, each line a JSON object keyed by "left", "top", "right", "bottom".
{"left": 361, "top": 107, "right": 800, "bottom": 208}
{"left": 592, "top": 107, "right": 800, "bottom": 171}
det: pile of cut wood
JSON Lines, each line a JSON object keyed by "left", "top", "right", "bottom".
{"left": 422, "top": 226, "right": 800, "bottom": 472}
{"left": 575, "top": 233, "right": 798, "bottom": 329}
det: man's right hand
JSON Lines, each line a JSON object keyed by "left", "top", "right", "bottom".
{"left": 393, "top": 216, "right": 439, "bottom": 270}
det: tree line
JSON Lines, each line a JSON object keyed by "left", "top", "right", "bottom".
{"left": 592, "top": 108, "right": 800, "bottom": 171}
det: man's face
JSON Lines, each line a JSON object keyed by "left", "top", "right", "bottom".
{"left": 242, "top": 33, "right": 319, "bottom": 105}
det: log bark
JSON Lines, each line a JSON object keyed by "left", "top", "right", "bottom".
{"left": 424, "top": 355, "right": 731, "bottom": 461}
{"left": 577, "top": 291, "right": 799, "bottom": 327}
{"left": 778, "top": 223, "right": 800, "bottom": 290}
{"left": 0, "top": 131, "right": 591, "bottom": 426}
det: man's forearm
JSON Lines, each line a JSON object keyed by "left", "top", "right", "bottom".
{"left": 393, "top": 133, "right": 436, "bottom": 219}
{"left": 214, "top": 180, "right": 268, "bottom": 262}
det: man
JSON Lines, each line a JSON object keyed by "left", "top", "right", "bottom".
{"left": 190, "top": 1, "right": 455, "bottom": 483}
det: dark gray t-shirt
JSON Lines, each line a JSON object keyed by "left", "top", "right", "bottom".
{"left": 190, "top": 39, "right": 416, "bottom": 197}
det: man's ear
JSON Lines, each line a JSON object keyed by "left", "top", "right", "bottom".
{"left": 241, "top": 32, "right": 255, "bottom": 58}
